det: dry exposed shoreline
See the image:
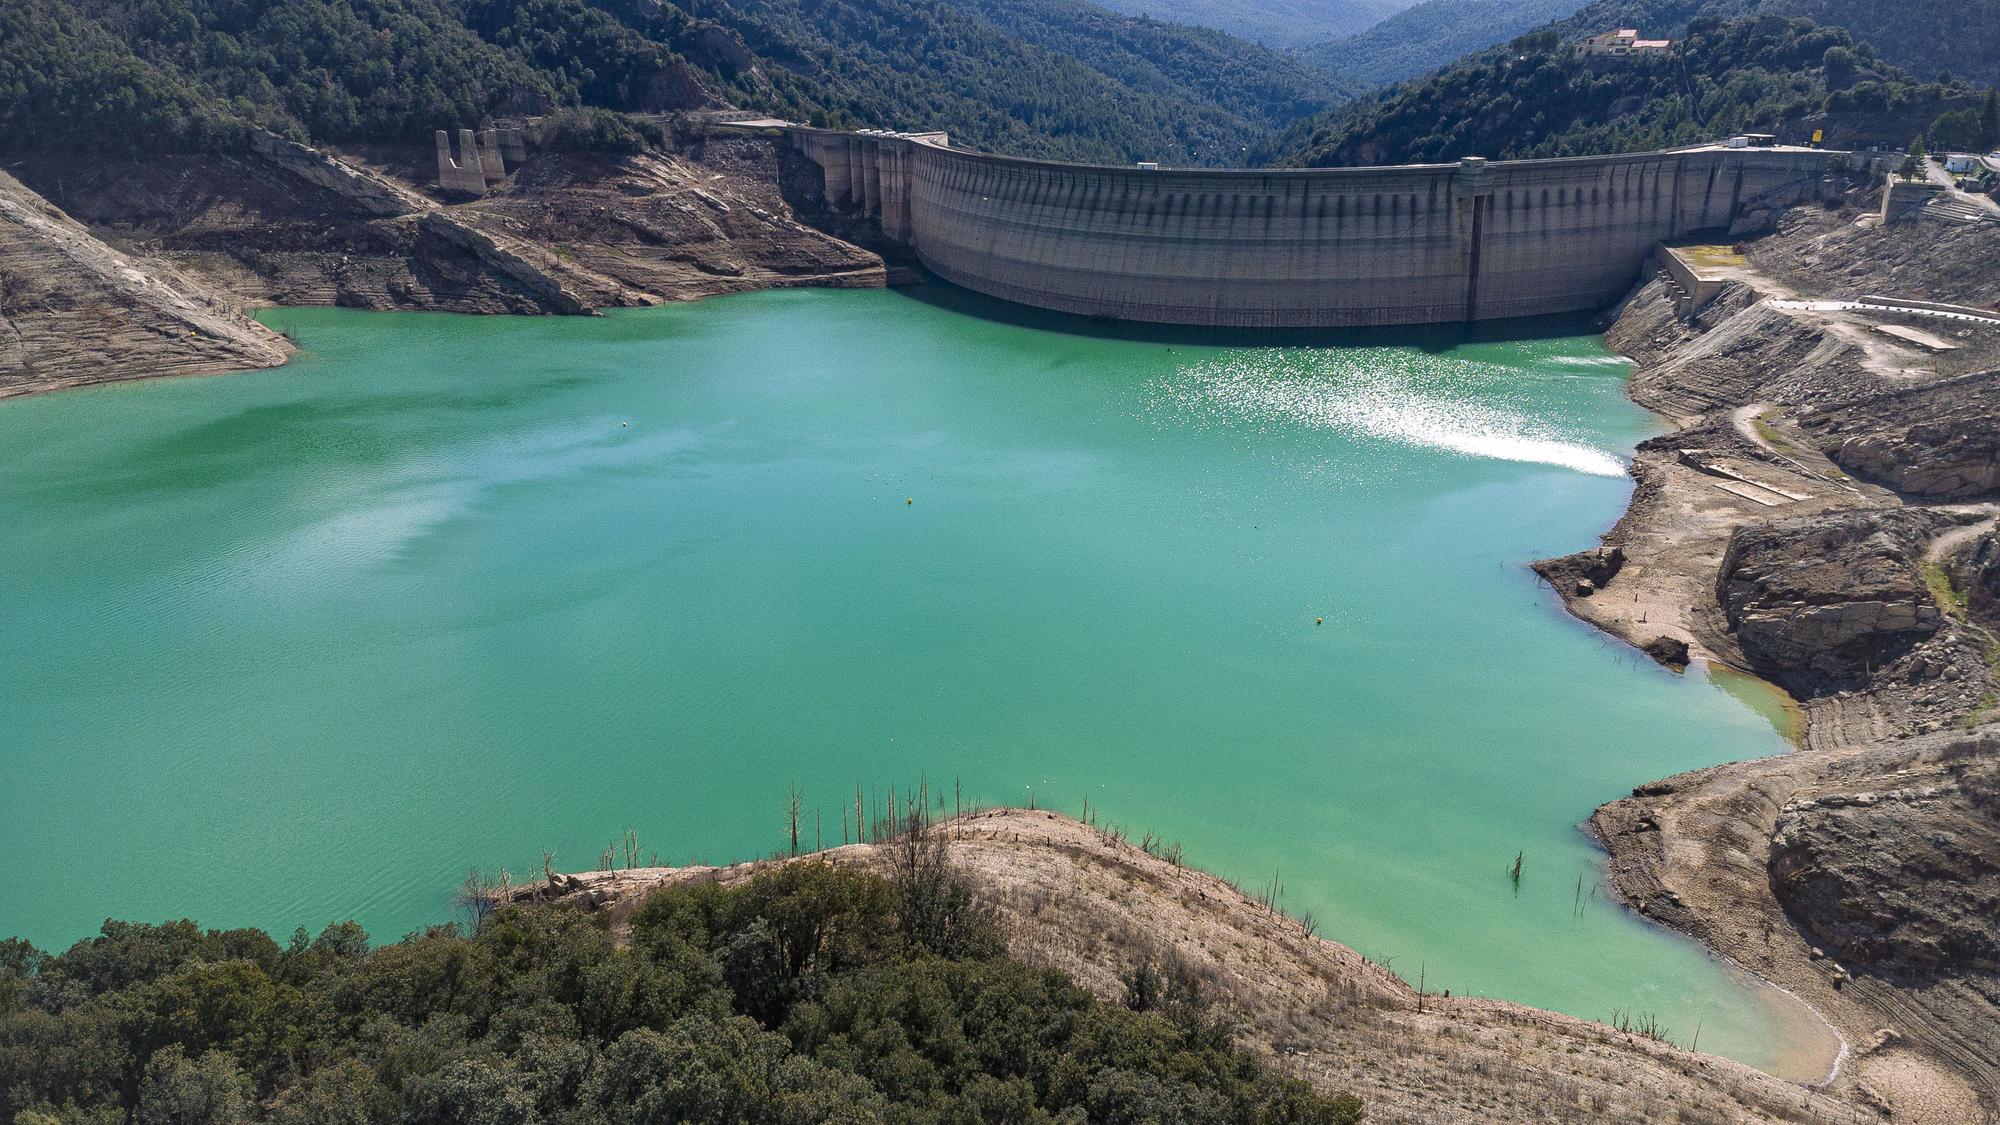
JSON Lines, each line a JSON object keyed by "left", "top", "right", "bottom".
{"left": 1541, "top": 207, "right": 2000, "bottom": 1121}
{"left": 8, "top": 134, "right": 1996, "bottom": 1120}
{"left": 502, "top": 808, "right": 1875, "bottom": 1124}
{"left": 1, "top": 130, "right": 888, "bottom": 398}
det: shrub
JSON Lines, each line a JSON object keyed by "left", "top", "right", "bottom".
{"left": 540, "top": 107, "right": 669, "bottom": 153}
{"left": 1, "top": 864, "right": 1365, "bottom": 1122}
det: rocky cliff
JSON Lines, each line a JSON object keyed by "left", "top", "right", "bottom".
{"left": 1769, "top": 739, "right": 2000, "bottom": 976}
{"left": 1716, "top": 508, "right": 1983, "bottom": 696}
{"left": 1800, "top": 371, "right": 2000, "bottom": 500}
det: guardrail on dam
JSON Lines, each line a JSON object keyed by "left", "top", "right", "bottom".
{"left": 783, "top": 127, "right": 1845, "bottom": 327}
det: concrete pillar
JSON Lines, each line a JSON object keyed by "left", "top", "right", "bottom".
{"left": 458, "top": 128, "right": 487, "bottom": 193}
{"left": 852, "top": 138, "right": 868, "bottom": 210}
{"left": 437, "top": 129, "right": 487, "bottom": 195}
{"left": 1450, "top": 157, "right": 1490, "bottom": 322}
{"left": 479, "top": 128, "right": 505, "bottom": 182}
{"left": 436, "top": 130, "right": 454, "bottom": 187}
{"left": 817, "top": 135, "right": 852, "bottom": 206}
{"left": 879, "top": 142, "right": 910, "bottom": 242}
{"left": 863, "top": 139, "right": 882, "bottom": 217}
{"left": 459, "top": 130, "right": 485, "bottom": 175}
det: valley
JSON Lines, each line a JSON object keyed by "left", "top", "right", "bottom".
{"left": 1, "top": 0, "right": 1996, "bottom": 1120}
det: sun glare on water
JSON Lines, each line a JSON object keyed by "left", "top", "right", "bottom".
{"left": 1159, "top": 349, "right": 1631, "bottom": 479}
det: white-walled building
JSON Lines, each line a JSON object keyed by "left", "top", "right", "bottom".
{"left": 1575, "top": 29, "right": 1673, "bottom": 60}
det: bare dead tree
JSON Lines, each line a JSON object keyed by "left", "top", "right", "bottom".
{"left": 454, "top": 869, "right": 495, "bottom": 932}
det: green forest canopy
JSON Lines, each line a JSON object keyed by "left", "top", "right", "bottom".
{"left": 1539, "top": 0, "right": 2000, "bottom": 86}
{"left": 0, "top": 861, "right": 1365, "bottom": 1124}
{"left": 0, "top": 0, "right": 1344, "bottom": 164}
{"left": 1263, "top": 14, "right": 1997, "bottom": 167}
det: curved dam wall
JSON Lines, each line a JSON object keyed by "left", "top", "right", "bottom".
{"left": 788, "top": 128, "right": 1843, "bottom": 327}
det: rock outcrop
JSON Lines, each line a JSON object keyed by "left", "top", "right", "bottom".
{"left": 248, "top": 130, "right": 431, "bottom": 217}
{"left": 1799, "top": 370, "right": 2000, "bottom": 499}
{"left": 1769, "top": 739, "right": 2000, "bottom": 975}
{"left": 414, "top": 210, "right": 593, "bottom": 315}
{"left": 6, "top": 131, "right": 885, "bottom": 337}
{"left": 1750, "top": 205, "right": 2000, "bottom": 312}
{"left": 0, "top": 170, "right": 289, "bottom": 397}
{"left": 1978, "top": 531, "right": 2000, "bottom": 605}
{"left": 1529, "top": 545, "right": 1624, "bottom": 598}
{"left": 446, "top": 139, "right": 886, "bottom": 308}
{"left": 12, "top": 151, "right": 584, "bottom": 316}
{"left": 1716, "top": 508, "right": 1953, "bottom": 690}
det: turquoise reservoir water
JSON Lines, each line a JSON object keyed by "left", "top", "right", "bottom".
{"left": 1, "top": 288, "right": 1812, "bottom": 1072}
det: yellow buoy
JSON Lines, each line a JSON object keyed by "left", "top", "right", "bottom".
{"left": 906, "top": 497, "right": 913, "bottom": 505}
{"left": 1316, "top": 617, "right": 1323, "bottom": 625}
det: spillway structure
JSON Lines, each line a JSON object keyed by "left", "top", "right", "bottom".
{"left": 786, "top": 127, "right": 1848, "bottom": 328}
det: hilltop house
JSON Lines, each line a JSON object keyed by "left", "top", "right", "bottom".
{"left": 1575, "top": 29, "right": 1672, "bottom": 60}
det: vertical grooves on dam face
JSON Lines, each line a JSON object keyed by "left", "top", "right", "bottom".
{"left": 795, "top": 132, "right": 1839, "bottom": 327}
{"left": 1464, "top": 193, "right": 1485, "bottom": 323}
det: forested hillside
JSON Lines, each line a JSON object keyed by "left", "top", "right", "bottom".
{"left": 1542, "top": 0, "right": 2000, "bottom": 85}
{"left": 1300, "top": 0, "right": 1588, "bottom": 86}
{"left": 1293, "top": 0, "right": 1998, "bottom": 115}
{"left": 0, "top": 0, "right": 1343, "bottom": 164}
{"left": 727, "top": 0, "right": 1345, "bottom": 164}
{"left": 1084, "top": 0, "right": 1407, "bottom": 48}
{"left": 1264, "top": 15, "right": 1997, "bottom": 167}
{"left": 937, "top": 0, "right": 1352, "bottom": 163}
{"left": 0, "top": 863, "right": 1365, "bottom": 1124}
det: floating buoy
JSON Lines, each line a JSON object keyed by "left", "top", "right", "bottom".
{"left": 906, "top": 497, "right": 913, "bottom": 505}
{"left": 1316, "top": 617, "right": 1323, "bottom": 626}
{"left": 621, "top": 421, "right": 629, "bottom": 427}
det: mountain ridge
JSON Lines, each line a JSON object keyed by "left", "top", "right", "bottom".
{"left": 1299, "top": 0, "right": 1588, "bottom": 87}
{"left": 1085, "top": 0, "right": 1411, "bottom": 47}
{"left": 1263, "top": 13, "right": 1996, "bottom": 168}
{"left": 0, "top": 0, "right": 1343, "bottom": 166}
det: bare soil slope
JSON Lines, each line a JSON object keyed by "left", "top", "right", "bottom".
{"left": 507, "top": 809, "right": 1870, "bottom": 1125}
{"left": 1, "top": 129, "right": 883, "bottom": 396}
{"left": 0, "top": 169, "right": 289, "bottom": 397}
{"left": 14, "top": 133, "right": 880, "bottom": 320}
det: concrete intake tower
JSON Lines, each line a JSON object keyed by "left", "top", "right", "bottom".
{"left": 785, "top": 127, "right": 1844, "bottom": 328}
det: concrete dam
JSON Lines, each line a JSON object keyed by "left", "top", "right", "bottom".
{"left": 784, "top": 127, "right": 1842, "bottom": 327}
